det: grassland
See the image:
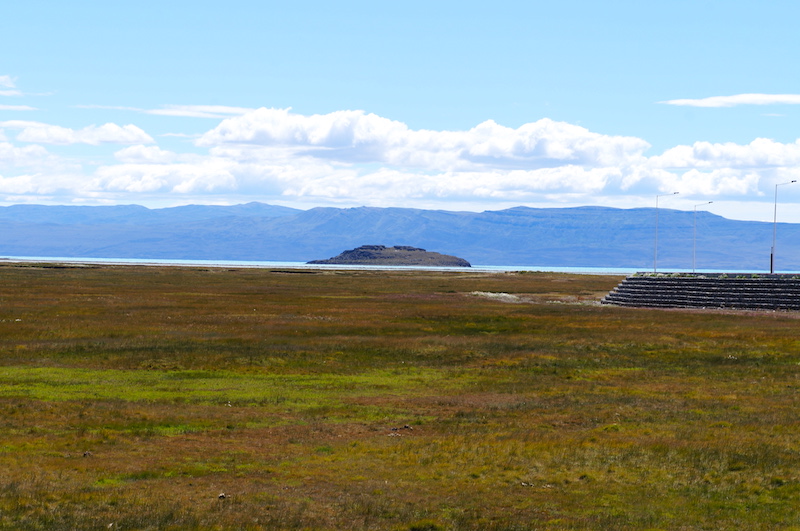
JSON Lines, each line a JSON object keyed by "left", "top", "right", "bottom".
{"left": 1, "top": 263, "right": 799, "bottom": 530}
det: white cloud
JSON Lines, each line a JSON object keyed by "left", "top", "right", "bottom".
{"left": 0, "top": 173, "right": 44, "bottom": 194}
{"left": 0, "top": 142, "right": 51, "bottom": 167}
{"left": 0, "top": 75, "right": 22, "bottom": 97}
{"left": 114, "top": 145, "right": 178, "bottom": 164}
{"left": 92, "top": 161, "right": 237, "bottom": 194}
{"left": 76, "top": 104, "right": 254, "bottom": 118}
{"left": 5, "top": 107, "right": 800, "bottom": 218}
{"left": 0, "top": 169, "right": 90, "bottom": 196}
{"left": 146, "top": 105, "right": 254, "bottom": 118}
{"left": 655, "top": 168, "right": 761, "bottom": 196}
{"left": 197, "top": 108, "right": 650, "bottom": 172}
{"left": 651, "top": 138, "right": 800, "bottom": 169}
{"left": 52, "top": 109, "right": 783, "bottom": 208}
{"left": 181, "top": 109, "right": 662, "bottom": 205}
{"left": 74, "top": 104, "right": 142, "bottom": 112}
{"left": 197, "top": 108, "right": 406, "bottom": 148}
{"left": 0, "top": 120, "right": 154, "bottom": 145}
{"left": 0, "top": 104, "right": 36, "bottom": 111}
{"left": 0, "top": 142, "right": 79, "bottom": 174}
{"left": 160, "top": 132, "right": 202, "bottom": 139}
{"left": 660, "top": 94, "right": 800, "bottom": 107}
{"left": 279, "top": 165, "right": 622, "bottom": 205}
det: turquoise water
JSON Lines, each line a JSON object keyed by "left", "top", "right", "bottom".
{"left": 5, "top": 255, "right": 796, "bottom": 275}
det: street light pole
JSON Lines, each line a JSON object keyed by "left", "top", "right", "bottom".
{"left": 771, "top": 180, "right": 797, "bottom": 274}
{"left": 693, "top": 201, "right": 713, "bottom": 273}
{"left": 654, "top": 192, "right": 679, "bottom": 273}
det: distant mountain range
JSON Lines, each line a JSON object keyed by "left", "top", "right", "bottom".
{"left": 0, "top": 202, "right": 798, "bottom": 271}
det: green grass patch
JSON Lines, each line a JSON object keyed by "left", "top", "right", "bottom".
{"left": 0, "top": 366, "right": 458, "bottom": 404}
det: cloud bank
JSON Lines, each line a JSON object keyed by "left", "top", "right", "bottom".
{"left": 1, "top": 106, "right": 799, "bottom": 214}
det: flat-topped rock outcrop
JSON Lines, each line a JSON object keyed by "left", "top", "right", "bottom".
{"left": 308, "top": 245, "right": 471, "bottom": 267}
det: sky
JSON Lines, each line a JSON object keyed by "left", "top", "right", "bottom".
{"left": 2, "top": 0, "right": 800, "bottom": 222}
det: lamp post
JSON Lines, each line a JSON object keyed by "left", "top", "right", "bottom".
{"left": 771, "top": 180, "right": 797, "bottom": 274}
{"left": 693, "top": 201, "right": 713, "bottom": 273}
{"left": 654, "top": 192, "right": 679, "bottom": 273}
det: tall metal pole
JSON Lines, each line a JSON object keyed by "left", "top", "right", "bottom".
{"left": 654, "top": 192, "right": 679, "bottom": 273}
{"left": 693, "top": 201, "right": 712, "bottom": 273}
{"left": 771, "top": 180, "right": 797, "bottom": 273}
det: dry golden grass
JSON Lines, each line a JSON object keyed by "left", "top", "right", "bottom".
{"left": 1, "top": 263, "right": 800, "bottom": 529}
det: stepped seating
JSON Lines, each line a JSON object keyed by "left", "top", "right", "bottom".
{"left": 602, "top": 274, "right": 800, "bottom": 311}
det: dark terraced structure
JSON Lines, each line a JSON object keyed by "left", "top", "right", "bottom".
{"left": 602, "top": 273, "right": 800, "bottom": 311}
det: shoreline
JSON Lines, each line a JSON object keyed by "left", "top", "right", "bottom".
{"left": 2, "top": 255, "right": 795, "bottom": 276}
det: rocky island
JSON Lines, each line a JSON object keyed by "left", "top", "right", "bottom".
{"left": 308, "top": 245, "right": 471, "bottom": 267}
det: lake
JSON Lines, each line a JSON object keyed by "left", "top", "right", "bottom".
{"left": 4, "top": 255, "right": 794, "bottom": 275}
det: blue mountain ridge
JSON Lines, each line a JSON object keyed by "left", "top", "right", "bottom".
{"left": 0, "top": 203, "right": 798, "bottom": 270}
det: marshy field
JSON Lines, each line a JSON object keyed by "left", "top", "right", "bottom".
{"left": 1, "top": 263, "right": 799, "bottom": 530}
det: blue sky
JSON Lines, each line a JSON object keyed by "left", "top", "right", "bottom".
{"left": 2, "top": 0, "right": 800, "bottom": 222}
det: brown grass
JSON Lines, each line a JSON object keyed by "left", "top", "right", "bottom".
{"left": 1, "top": 263, "right": 800, "bottom": 529}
